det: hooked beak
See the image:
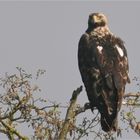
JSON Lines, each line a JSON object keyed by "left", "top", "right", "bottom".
{"left": 93, "top": 15, "right": 100, "bottom": 24}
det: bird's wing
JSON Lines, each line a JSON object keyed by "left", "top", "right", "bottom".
{"left": 112, "top": 37, "right": 130, "bottom": 88}
{"left": 78, "top": 33, "right": 130, "bottom": 95}
{"left": 90, "top": 35, "right": 130, "bottom": 131}
{"left": 78, "top": 33, "right": 130, "bottom": 101}
{"left": 93, "top": 36, "right": 130, "bottom": 91}
{"left": 78, "top": 33, "right": 91, "bottom": 83}
{"left": 78, "top": 33, "right": 101, "bottom": 103}
{"left": 78, "top": 33, "right": 130, "bottom": 131}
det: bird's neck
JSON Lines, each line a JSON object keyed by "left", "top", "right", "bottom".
{"left": 86, "top": 25, "right": 112, "bottom": 36}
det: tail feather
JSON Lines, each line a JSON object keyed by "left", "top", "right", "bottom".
{"left": 101, "top": 114, "right": 118, "bottom": 132}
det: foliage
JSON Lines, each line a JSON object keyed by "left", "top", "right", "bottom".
{"left": 0, "top": 68, "right": 140, "bottom": 140}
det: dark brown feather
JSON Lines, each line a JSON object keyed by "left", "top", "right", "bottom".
{"left": 78, "top": 25, "right": 130, "bottom": 132}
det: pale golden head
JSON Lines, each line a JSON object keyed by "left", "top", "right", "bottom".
{"left": 88, "top": 13, "right": 108, "bottom": 28}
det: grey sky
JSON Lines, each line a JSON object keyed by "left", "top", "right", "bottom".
{"left": 0, "top": 1, "right": 140, "bottom": 139}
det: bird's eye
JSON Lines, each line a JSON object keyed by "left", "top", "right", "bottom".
{"left": 98, "top": 15, "right": 102, "bottom": 19}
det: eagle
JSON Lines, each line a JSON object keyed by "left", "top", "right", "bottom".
{"left": 78, "top": 13, "right": 130, "bottom": 132}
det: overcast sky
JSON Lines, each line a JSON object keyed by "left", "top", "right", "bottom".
{"left": 0, "top": 1, "right": 140, "bottom": 139}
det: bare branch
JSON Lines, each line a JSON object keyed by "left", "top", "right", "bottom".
{"left": 0, "top": 120, "right": 29, "bottom": 140}
{"left": 123, "top": 92, "right": 140, "bottom": 98}
{"left": 58, "top": 86, "right": 82, "bottom": 140}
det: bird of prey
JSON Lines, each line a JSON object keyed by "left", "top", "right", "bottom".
{"left": 78, "top": 13, "right": 130, "bottom": 132}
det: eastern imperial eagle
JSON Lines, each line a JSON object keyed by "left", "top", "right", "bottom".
{"left": 78, "top": 13, "right": 130, "bottom": 132}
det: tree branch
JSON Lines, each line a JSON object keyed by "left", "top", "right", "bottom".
{"left": 0, "top": 120, "right": 29, "bottom": 140}
{"left": 123, "top": 92, "right": 140, "bottom": 98}
{"left": 75, "top": 92, "right": 140, "bottom": 117}
{"left": 58, "top": 86, "right": 82, "bottom": 140}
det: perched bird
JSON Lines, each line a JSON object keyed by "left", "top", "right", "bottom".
{"left": 78, "top": 13, "right": 130, "bottom": 132}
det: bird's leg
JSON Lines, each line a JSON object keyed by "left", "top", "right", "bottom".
{"left": 85, "top": 102, "right": 97, "bottom": 112}
{"left": 75, "top": 102, "right": 91, "bottom": 115}
{"left": 84, "top": 102, "right": 91, "bottom": 110}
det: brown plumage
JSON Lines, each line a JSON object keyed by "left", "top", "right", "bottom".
{"left": 78, "top": 13, "right": 130, "bottom": 132}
